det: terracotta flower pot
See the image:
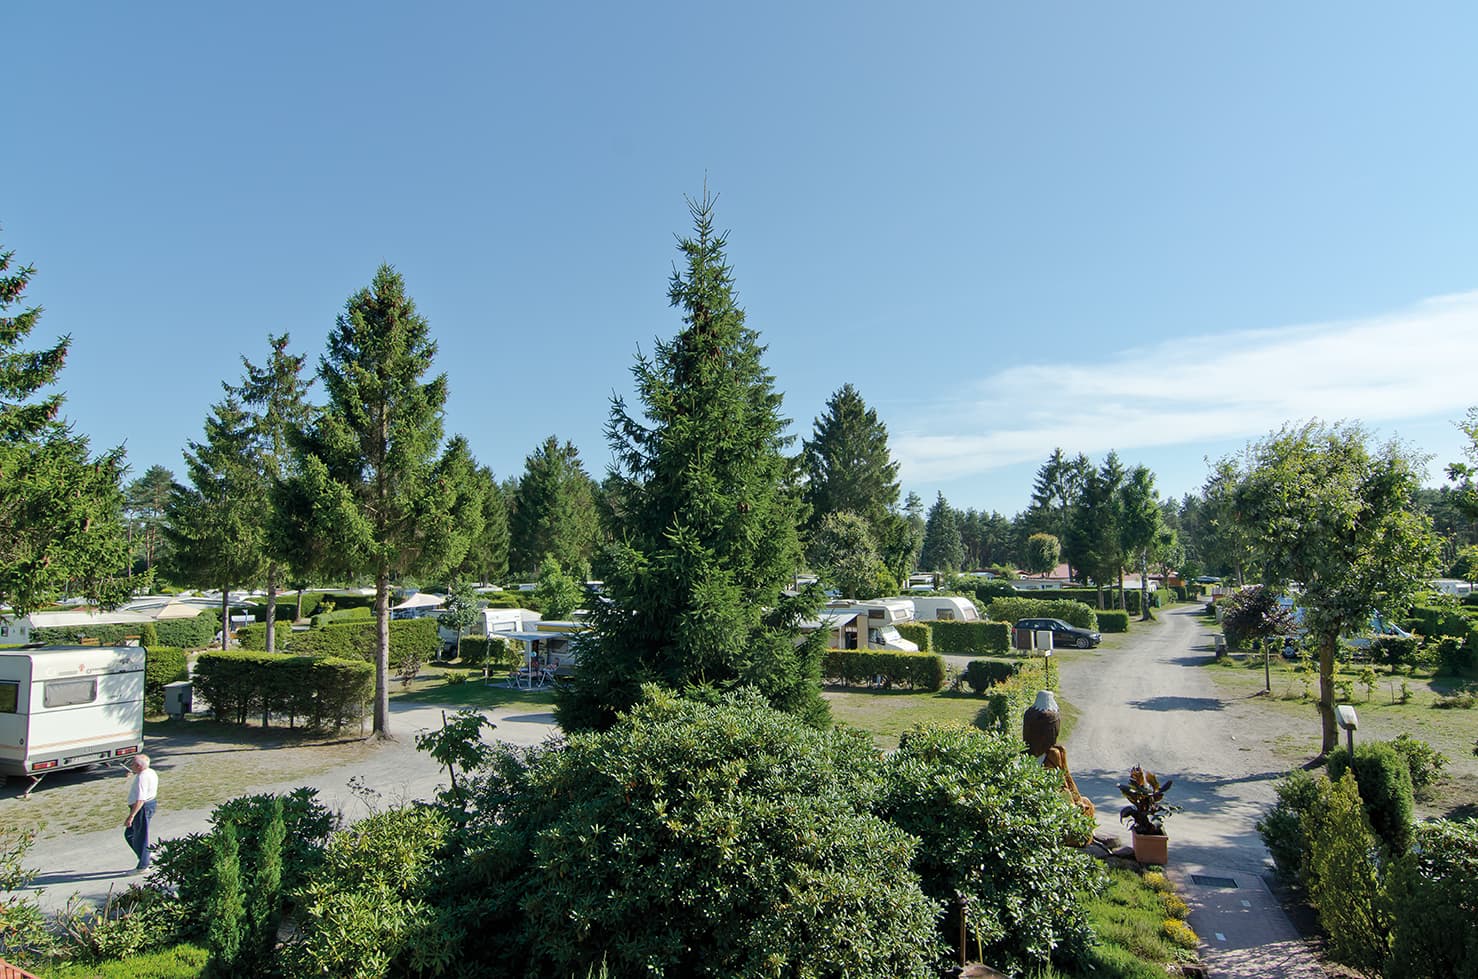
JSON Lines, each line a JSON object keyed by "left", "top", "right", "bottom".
{"left": 1131, "top": 829, "right": 1169, "bottom": 865}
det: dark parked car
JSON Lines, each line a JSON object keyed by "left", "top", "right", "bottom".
{"left": 1015, "top": 617, "right": 1102, "bottom": 649}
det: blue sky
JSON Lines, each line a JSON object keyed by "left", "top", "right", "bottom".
{"left": 7, "top": 3, "right": 1478, "bottom": 515}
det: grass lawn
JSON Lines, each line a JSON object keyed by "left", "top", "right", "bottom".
{"left": 823, "top": 683, "right": 1080, "bottom": 751}
{"left": 392, "top": 663, "right": 556, "bottom": 713}
{"left": 1201, "top": 651, "right": 1478, "bottom": 818}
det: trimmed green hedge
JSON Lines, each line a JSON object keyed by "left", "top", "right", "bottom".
{"left": 1409, "top": 606, "right": 1478, "bottom": 642}
{"left": 931, "top": 620, "right": 1011, "bottom": 655}
{"left": 821, "top": 650, "right": 946, "bottom": 691}
{"left": 1096, "top": 610, "right": 1130, "bottom": 633}
{"left": 237, "top": 621, "right": 294, "bottom": 651}
{"left": 285, "top": 618, "right": 440, "bottom": 668}
{"left": 144, "top": 646, "right": 189, "bottom": 714}
{"left": 896, "top": 622, "right": 932, "bottom": 652}
{"left": 245, "top": 593, "right": 324, "bottom": 622}
{"left": 32, "top": 610, "right": 220, "bottom": 650}
{"left": 985, "top": 597, "right": 1098, "bottom": 631}
{"left": 193, "top": 651, "right": 372, "bottom": 730}
{"left": 310, "top": 606, "right": 374, "bottom": 629}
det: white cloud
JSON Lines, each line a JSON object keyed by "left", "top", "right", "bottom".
{"left": 892, "top": 291, "right": 1478, "bottom": 483}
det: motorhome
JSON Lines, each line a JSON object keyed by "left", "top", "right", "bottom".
{"left": 821, "top": 599, "right": 919, "bottom": 651}
{"left": 0, "top": 646, "right": 145, "bottom": 793}
{"left": 438, "top": 607, "right": 543, "bottom": 650}
{"left": 903, "top": 595, "right": 980, "bottom": 622}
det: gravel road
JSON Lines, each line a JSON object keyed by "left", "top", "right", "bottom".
{"left": 1060, "top": 604, "right": 1327, "bottom": 977}
{"left": 10, "top": 699, "right": 559, "bottom": 914}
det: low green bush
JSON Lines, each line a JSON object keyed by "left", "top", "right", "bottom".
{"left": 895, "top": 622, "right": 932, "bottom": 651}
{"left": 931, "top": 619, "right": 1010, "bottom": 654}
{"left": 986, "top": 597, "right": 1098, "bottom": 631}
{"left": 44, "top": 944, "right": 207, "bottom": 979}
{"left": 1437, "top": 636, "right": 1477, "bottom": 676}
{"left": 1389, "top": 733, "right": 1448, "bottom": 797}
{"left": 154, "top": 611, "right": 221, "bottom": 650}
{"left": 821, "top": 650, "right": 947, "bottom": 691}
{"left": 283, "top": 806, "right": 452, "bottom": 979}
{"left": 144, "top": 647, "right": 188, "bottom": 714}
{"left": 1256, "top": 769, "right": 1322, "bottom": 889}
{"left": 1097, "top": 610, "right": 1130, "bottom": 633}
{"left": 962, "top": 659, "right": 1018, "bottom": 693}
{"left": 192, "top": 652, "right": 372, "bottom": 730}
{"left": 1326, "top": 742, "right": 1414, "bottom": 856}
{"left": 1384, "top": 818, "right": 1478, "bottom": 978}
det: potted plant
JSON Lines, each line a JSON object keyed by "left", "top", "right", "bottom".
{"left": 1119, "top": 766, "right": 1178, "bottom": 864}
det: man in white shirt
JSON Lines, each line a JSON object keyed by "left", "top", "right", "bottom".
{"left": 124, "top": 754, "right": 158, "bottom": 872}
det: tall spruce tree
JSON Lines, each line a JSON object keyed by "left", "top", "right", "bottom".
{"left": 508, "top": 436, "right": 598, "bottom": 574}
{"left": 231, "top": 334, "right": 312, "bottom": 650}
{"left": 800, "top": 383, "right": 900, "bottom": 537}
{"left": 557, "top": 192, "right": 825, "bottom": 731}
{"left": 164, "top": 396, "right": 269, "bottom": 636}
{"left": 291, "top": 265, "right": 461, "bottom": 738}
{"left": 919, "top": 492, "right": 964, "bottom": 572}
{"left": 0, "top": 233, "right": 130, "bottom": 614}
{"left": 456, "top": 464, "right": 509, "bottom": 584}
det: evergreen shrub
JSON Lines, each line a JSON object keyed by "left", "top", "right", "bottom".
{"left": 1384, "top": 818, "right": 1478, "bottom": 978}
{"left": 1256, "top": 769, "right": 1322, "bottom": 889}
{"left": 1097, "top": 610, "right": 1130, "bottom": 633}
{"left": 1326, "top": 742, "right": 1415, "bottom": 855}
{"left": 456, "top": 636, "right": 520, "bottom": 669}
{"left": 1306, "top": 772, "right": 1390, "bottom": 972}
{"left": 309, "top": 607, "right": 373, "bottom": 629}
{"left": 235, "top": 622, "right": 293, "bottom": 651}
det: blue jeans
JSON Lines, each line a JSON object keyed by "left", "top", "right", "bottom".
{"left": 125, "top": 800, "right": 156, "bottom": 869}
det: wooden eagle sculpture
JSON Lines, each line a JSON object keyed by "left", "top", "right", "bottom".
{"left": 1022, "top": 689, "right": 1061, "bottom": 758}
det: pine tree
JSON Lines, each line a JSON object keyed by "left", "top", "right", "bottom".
{"left": 124, "top": 464, "right": 175, "bottom": 575}
{"left": 164, "top": 396, "right": 269, "bottom": 634}
{"left": 456, "top": 464, "right": 509, "bottom": 584}
{"left": 919, "top": 492, "right": 964, "bottom": 572}
{"left": 508, "top": 436, "right": 598, "bottom": 574}
{"left": 0, "top": 233, "right": 129, "bottom": 614}
{"left": 204, "top": 821, "right": 246, "bottom": 977}
{"left": 290, "top": 265, "right": 460, "bottom": 738}
{"left": 800, "top": 383, "right": 900, "bottom": 537}
{"left": 558, "top": 192, "right": 825, "bottom": 731}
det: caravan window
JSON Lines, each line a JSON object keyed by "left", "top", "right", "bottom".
{"left": 937, "top": 609, "right": 956, "bottom": 621}
{"left": 0, "top": 681, "right": 16, "bottom": 713}
{"left": 43, "top": 678, "right": 97, "bottom": 709}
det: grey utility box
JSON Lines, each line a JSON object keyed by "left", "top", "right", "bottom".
{"left": 163, "top": 681, "right": 193, "bottom": 719}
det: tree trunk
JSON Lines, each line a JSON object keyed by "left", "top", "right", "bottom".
{"left": 374, "top": 566, "right": 392, "bottom": 739}
{"left": 295, "top": 587, "right": 304, "bottom": 622}
{"left": 1317, "top": 632, "right": 1338, "bottom": 756}
{"left": 265, "top": 562, "right": 278, "bottom": 653}
{"left": 220, "top": 587, "right": 230, "bottom": 649}
{"left": 1139, "top": 551, "right": 1151, "bottom": 621}
{"left": 1118, "top": 567, "right": 1126, "bottom": 610}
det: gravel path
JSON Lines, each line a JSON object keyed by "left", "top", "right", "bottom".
{"left": 10, "top": 699, "right": 559, "bottom": 913}
{"left": 1060, "top": 604, "right": 1327, "bottom": 977}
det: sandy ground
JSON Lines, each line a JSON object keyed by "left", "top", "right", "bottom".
{"left": 1060, "top": 605, "right": 1327, "bottom": 977}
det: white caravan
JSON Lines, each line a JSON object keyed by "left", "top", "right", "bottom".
{"left": 904, "top": 595, "right": 980, "bottom": 622}
{"left": 822, "top": 599, "right": 919, "bottom": 651}
{"left": 0, "top": 646, "right": 145, "bottom": 794}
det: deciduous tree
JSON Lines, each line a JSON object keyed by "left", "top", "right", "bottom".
{"left": 1233, "top": 423, "right": 1441, "bottom": 755}
{"left": 807, "top": 510, "right": 881, "bottom": 599}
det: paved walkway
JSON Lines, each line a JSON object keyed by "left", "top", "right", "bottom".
{"left": 10, "top": 699, "right": 559, "bottom": 913}
{"left": 1060, "top": 605, "right": 1326, "bottom": 977}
